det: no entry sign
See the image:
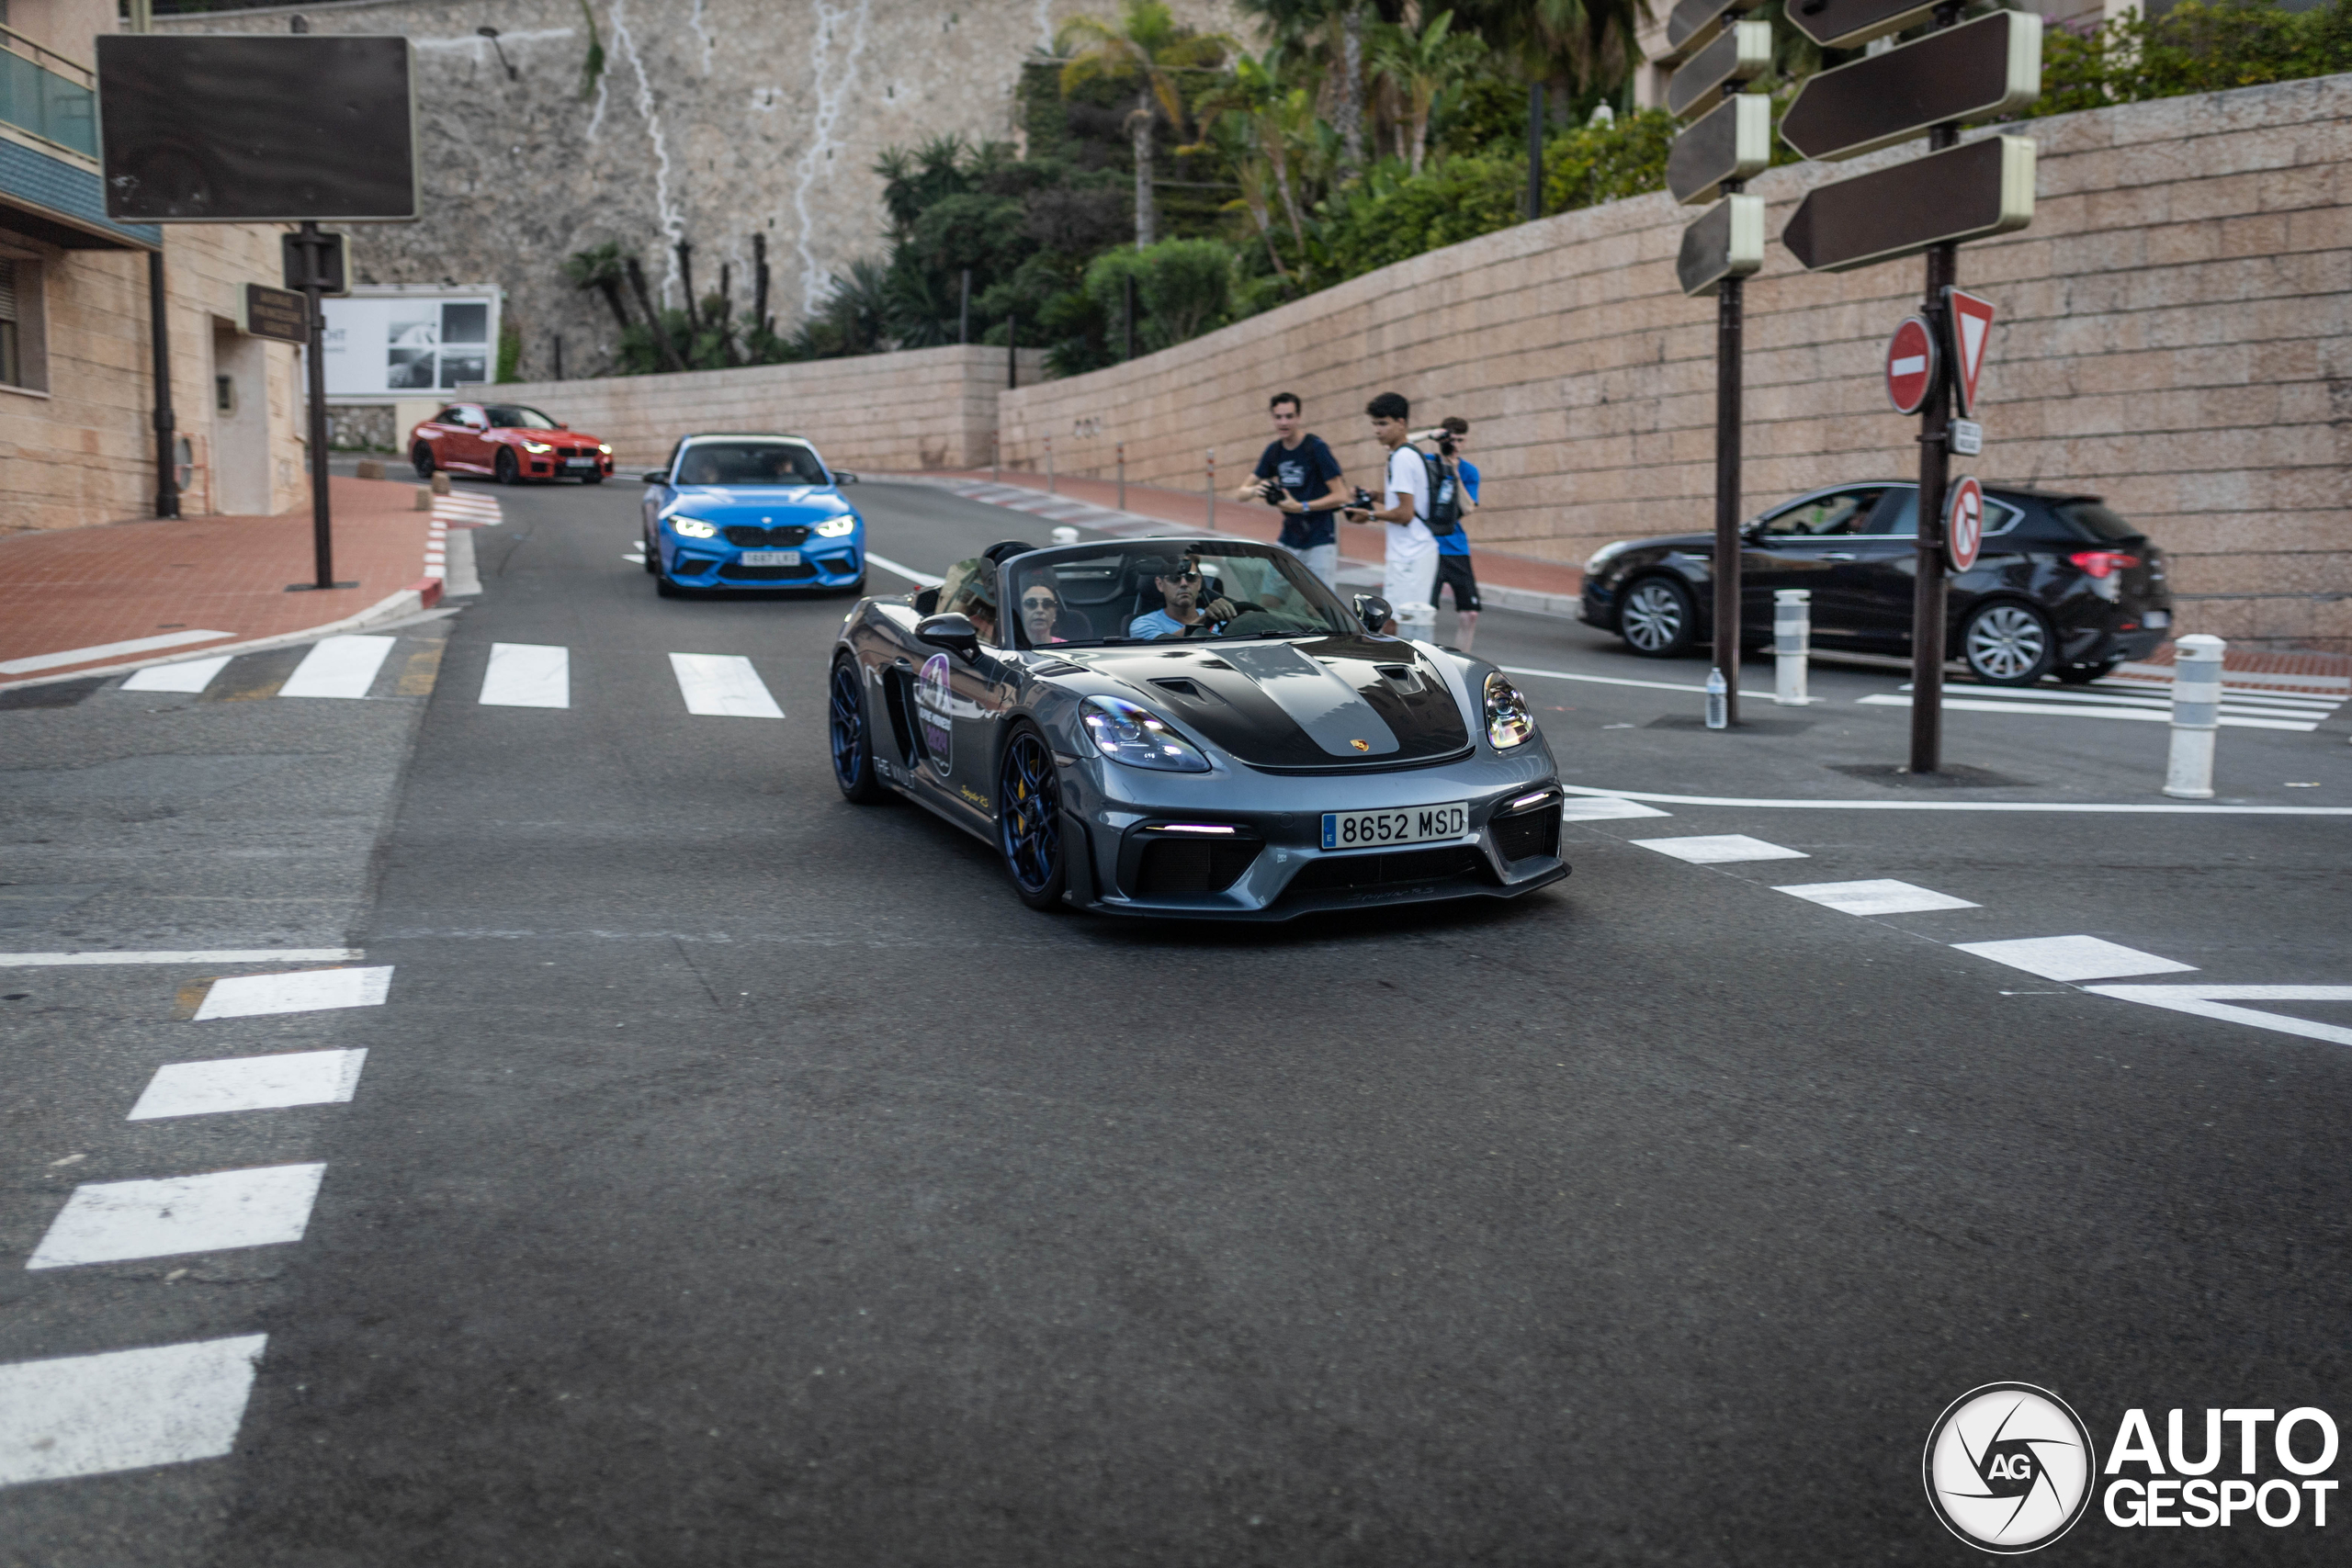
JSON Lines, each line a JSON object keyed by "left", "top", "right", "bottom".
{"left": 1947, "top": 475, "right": 1984, "bottom": 570}
{"left": 1885, "top": 316, "right": 1938, "bottom": 415}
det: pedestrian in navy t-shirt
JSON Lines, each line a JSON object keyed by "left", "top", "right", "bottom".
{"left": 1233, "top": 391, "right": 1348, "bottom": 586}
{"left": 1433, "top": 415, "right": 1483, "bottom": 650}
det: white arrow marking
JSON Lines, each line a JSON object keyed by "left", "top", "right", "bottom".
{"left": 2083, "top": 985, "right": 2352, "bottom": 1048}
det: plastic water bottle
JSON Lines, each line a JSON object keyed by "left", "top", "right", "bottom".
{"left": 1705, "top": 667, "right": 1728, "bottom": 729}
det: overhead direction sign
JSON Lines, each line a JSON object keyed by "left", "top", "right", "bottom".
{"left": 1663, "top": 0, "right": 1768, "bottom": 62}
{"left": 1668, "top": 94, "right": 1773, "bottom": 207}
{"left": 239, "top": 284, "right": 308, "bottom": 344}
{"left": 1781, "top": 12, "right": 2042, "bottom": 162}
{"left": 1781, "top": 136, "right": 2036, "bottom": 273}
{"left": 1678, "top": 194, "right": 1765, "bottom": 298}
{"left": 1666, "top": 21, "right": 1774, "bottom": 118}
{"left": 1947, "top": 475, "right": 1984, "bottom": 570}
{"left": 1944, "top": 287, "right": 1997, "bottom": 415}
{"left": 1786, "top": 0, "right": 1940, "bottom": 51}
{"left": 1885, "top": 316, "right": 1938, "bottom": 415}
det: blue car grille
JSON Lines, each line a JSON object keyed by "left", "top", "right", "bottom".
{"left": 722, "top": 561, "right": 820, "bottom": 581}
{"left": 723, "top": 524, "right": 812, "bottom": 547}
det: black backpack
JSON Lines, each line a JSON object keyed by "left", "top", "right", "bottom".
{"left": 1417, "top": 448, "right": 1462, "bottom": 536}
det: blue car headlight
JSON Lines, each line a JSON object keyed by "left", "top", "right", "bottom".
{"left": 1485, "top": 672, "right": 1535, "bottom": 750}
{"left": 667, "top": 514, "right": 718, "bottom": 539}
{"left": 814, "top": 516, "right": 856, "bottom": 537}
{"left": 1080, "top": 695, "right": 1211, "bottom": 773}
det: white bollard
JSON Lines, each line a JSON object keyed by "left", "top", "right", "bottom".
{"left": 2162, "top": 633, "right": 2225, "bottom": 799}
{"left": 1774, "top": 589, "right": 1817, "bottom": 706}
{"left": 1050, "top": 525, "right": 1079, "bottom": 546}
{"left": 1394, "top": 601, "right": 1437, "bottom": 642}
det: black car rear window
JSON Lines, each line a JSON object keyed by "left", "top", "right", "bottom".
{"left": 2054, "top": 501, "right": 2142, "bottom": 541}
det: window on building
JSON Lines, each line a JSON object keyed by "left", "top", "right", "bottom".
{"left": 216, "top": 374, "right": 235, "bottom": 413}
{"left": 0, "top": 260, "right": 20, "bottom": 388}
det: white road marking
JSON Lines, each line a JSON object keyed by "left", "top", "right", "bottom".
{"left": 1859, "top": 693, "right": 2318, "bottom": 731}
{"left": 1629, "top": 834, "right": 1809, "bottom": 863}
{"left": 0, "top": 629, "right": 234, "bottom": 676}
{"left": 1774, "top": 879, "right": 1981, "bottom": 916}
{"left": 668, "top": 653, "right": 785, "bottom": 718}
{"left": 27, "top": 1164, "right": 328, "bottom": 1269}
{"left": 864, "top": 552, "right": 942, "bottom": 587}
{"left": 2084, "top": 984, "right": 2352, "bottom": 1048}
{"left": 478, "top": 642, "right": 571, "bottom": 708}
{"left": 0, "top": 1336, "right": 267, "bottom": 1487}
{"left": 193, "top": 965, "right": 392, "bottom": 1021}
{"left": 1951, "top": 935, "right": 2197, "bottom": 982}
{"left": 445, "top": 529, "right": 482, "bottom": 596}
{"left": 1501, "top": 664, "right": 1710, "bottom": 694}
{"left": 1558, "top": 795, "right": 1671, "bottom": 820}
{"left": 127, "top": 1049, "right": 367, "bottom": 1121}
{"left": 277, "top": 635, "right": 398, "bottom": 700}
{"left": 120, "top": 655, "right": 234, "bottom": 694}
{"left": 0, "top": 948, "right": 358, "bottom": 967}
{"left": 1558, "top": 785, "right": 2352, "bottom": 816}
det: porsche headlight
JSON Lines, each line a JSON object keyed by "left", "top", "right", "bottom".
{"left": 522, "top": 440, "right": 554, "bottom": 455}
{"left": 1079, "top": 695, "right": 1211, "bottom": 773}
{"left": 1484, "top": 672, "right": 1535, "bottom": 750}
{"left": 1583, "top": 539, "right": 1632, "bottom": 574}
{"left": 814, "top": 516, "right": 856, "bottom": 537}
{"left": 667, "top": 514, "right": 718, "bottom": 539}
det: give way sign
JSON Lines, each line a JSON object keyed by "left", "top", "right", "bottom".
{"left": 1947, "top": 474, "right": 1984, "bottom": 571}
{"left": 1945, "top": 288, "right": 1996, "bottom": 415}
{"left": 1885, "top": 316, "right": 1938, "bottom": 416}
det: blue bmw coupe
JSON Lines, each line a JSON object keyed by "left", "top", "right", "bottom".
{"left": 639, "top": 434, "right": 865, "bottom": 597}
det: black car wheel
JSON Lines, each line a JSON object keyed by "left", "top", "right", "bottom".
{"left": 412, "top": 444, "right": 436, "bottom": 480}
{"left": 828, "top": 657, "right": 888, "bottom": 804}
{"left": 2054, "top": 659, "right": 2121, "bottom": 686}
{"left": 1961, "top": 601, "right": 2058, "bottom": 685}
{"left": 640, "top": 529, "right": 658, "bottom": 575}
{"left": 494, "top": 448, "right": 521, "bottom": 486}
{"left": 1619, "top": 575, "right": 1696, "bottom": 657}
{"left": 997, "top": 723, "right": 1066, "bottom": 911}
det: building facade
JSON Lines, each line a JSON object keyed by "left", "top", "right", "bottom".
{"left": 0, "top": 0, "right": 306, "bottom": 534}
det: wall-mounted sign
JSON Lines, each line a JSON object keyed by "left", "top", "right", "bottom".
{"left": 320, "top": 286, "right": 502, "bottom": 400}
{"left": 240, "top": 284, "right": 308, "bottom": 344}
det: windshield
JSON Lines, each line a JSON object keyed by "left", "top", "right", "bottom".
{"left": 1005, "top": 542, "right": 1357, "bottom": 649}
{"left": 673, "top": 441, "right": 829, "bottom": 486}
{"left": 483, "top": 405, "right": 560, "bottom": 430}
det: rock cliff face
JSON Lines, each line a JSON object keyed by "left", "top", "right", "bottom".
{"left": 161, "top": 0, "right": 1238, "bottom": 381}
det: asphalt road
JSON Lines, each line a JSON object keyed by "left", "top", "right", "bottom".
{"left": 5, "top": 475, "right": 2348, "bottom": 1565}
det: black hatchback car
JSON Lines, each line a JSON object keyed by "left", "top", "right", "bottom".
{"left": 1577, "top": 481, "right": 2172, "bottom": 684}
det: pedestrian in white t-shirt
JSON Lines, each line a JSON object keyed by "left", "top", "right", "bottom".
{"left": 1340, "top": 391, "right": 1436, "bottom": 626}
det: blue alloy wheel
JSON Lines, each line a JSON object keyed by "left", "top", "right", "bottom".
{"left": 829, "top": 658, "right": 886, "bottom": 803}
{"left": 997, "top": 726, "right": 1065, "bottom": 910}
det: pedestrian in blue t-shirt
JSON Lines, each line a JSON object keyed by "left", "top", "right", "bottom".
{"left": 1233, "top": 391, "right": 1349, "bottom": 586}
{"left": 1432, "top": 415, "right": 1483, "bottom": 650}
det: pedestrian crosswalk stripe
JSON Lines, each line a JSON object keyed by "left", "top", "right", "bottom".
{"left": 1774, "top": 879, "right": 1980, "bottom": 916}
{"left": 1950, "top": 934, "right": 2196, "bottom": 982}
{"left": 127, "top": 1049, "right": 368, "bottom": 1121}
{"left": 669, "top": 652, "right": 785, "bottom": 718}
{"left": 1559, "top": 795, "right": 1671, "bottom": 820}
{"left": 479, "top": 642, "right": 571, "bottom": 708}
{"left": 121, "top": 654, "right": 234, "bottom": 694}
{"left": 27, "top": 1164, "right": 327, "bottom": 1269}
{"left": 278, "top": 635, "right": 397, "bottom": 700}
{"left": 865, "top": 551, "right": 942, "bottom": 587}
{"left": 0, "top": 1336, "right": 268, "bottom": 1487}
{"left": 1630, "top": 834, "right": 1808, "bottom": 863}
{"left": 1858, "top": 694, "right": 2321, "bottom": 731}
{"left": 194, "top": 965, "right": 393, "bottom": 1021}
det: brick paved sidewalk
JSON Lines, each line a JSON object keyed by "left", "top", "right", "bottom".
{"left": 0, "top": 478, "right": 441, "bottom": 685}
{"left": 912, "top": 468, "right": 1586, "bottom": 611}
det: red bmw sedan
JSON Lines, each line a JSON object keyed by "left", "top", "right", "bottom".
{"left": 408, "top": 401, "right": 615, "bottom": 485}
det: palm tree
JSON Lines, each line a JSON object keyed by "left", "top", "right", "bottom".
{"left": 562, "top": 243, "right": 634, "bottom": 334}
{"left": 1235, "top": 0, "right": 1409, "bottom": 183}
{"left": 1452, "top": 0, "right": 1653, "bottom": 103}
{"left": 1189, "top": 49, "right": 1319, "bottom": 276}
{"left": 1371, "top": 10, "right": 1486, "bottom": 175}
{"left": 1058, "top": 0, "right": 1233, "bottom": 248}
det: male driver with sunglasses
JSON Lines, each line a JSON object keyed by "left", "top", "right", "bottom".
{"left": 1127, "top": 555, "right": 1238, "bottom": 640}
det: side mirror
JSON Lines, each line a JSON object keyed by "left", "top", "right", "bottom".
{"left": 916, "top": 613, "right": 981, "bottom": 661}
{"left": 832, "top": 470, "right": 859, "bottom": 485}
{"left": 1352, "top": 594, "right": 1393, "bottom": 632}
{"left": 640, "top": 470, "right": 669, "bottom": 484}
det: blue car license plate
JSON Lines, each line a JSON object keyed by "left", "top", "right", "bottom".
{"left": 1321, "top": 802, "right": 1468, "bottom": 850}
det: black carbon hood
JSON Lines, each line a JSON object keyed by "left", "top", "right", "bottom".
{"left": 1073, "top": 635, "right": 1471, "bottom": 770}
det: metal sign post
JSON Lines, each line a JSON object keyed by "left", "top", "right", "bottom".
{"left": 286, "top": 224, "right": 352, "bottom": 591}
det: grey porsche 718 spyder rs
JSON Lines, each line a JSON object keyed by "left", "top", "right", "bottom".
{"left": 826, "top": 536, "right": 1570, "bottom": 919}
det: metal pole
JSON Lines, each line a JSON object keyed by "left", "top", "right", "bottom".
{"left": 1205, "top": 448, "right": 1216, "bottom": 531}
{"left": 1116, "top": 442, "right": 1125, "bottom": 511}
{"left": 959, "top": 268, "right": 970, "bottom": 345}
{"left": 1123, "top": 275, "right": 1136, "bottom": 362}
{"left": 991, "top": 430, "right": 1000, "bottom": 483}
{"left": 1712, "top": 275, "right": 1743, "bottom": 728}
{"left": 1525, "top": 83, "right": 1544, "bottom": 220}
{"left": 2163, "top": 634, "right": 2225, "bottom": 798}
{"left": 1007, "top": 312, "right": 1018, "bottom": 389}
{"left": 1909, "top": 5, "right": 1966, "bottom": 773}
{"left": 1046, "top": 434, "right": 1055, "bottom": 494}
{"left": 299, "top": 223, "right": 334, "bottom": 588}
{"left": 146, "top": 249, "right": 179, "bottom": 520}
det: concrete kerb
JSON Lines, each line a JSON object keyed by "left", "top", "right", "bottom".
{"left": 0, "top": 578, "right": 449, "bottom": 695}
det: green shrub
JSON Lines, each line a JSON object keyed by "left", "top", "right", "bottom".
{"left": 2030, "top": 0, "right": 2352, "bottom": 116}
